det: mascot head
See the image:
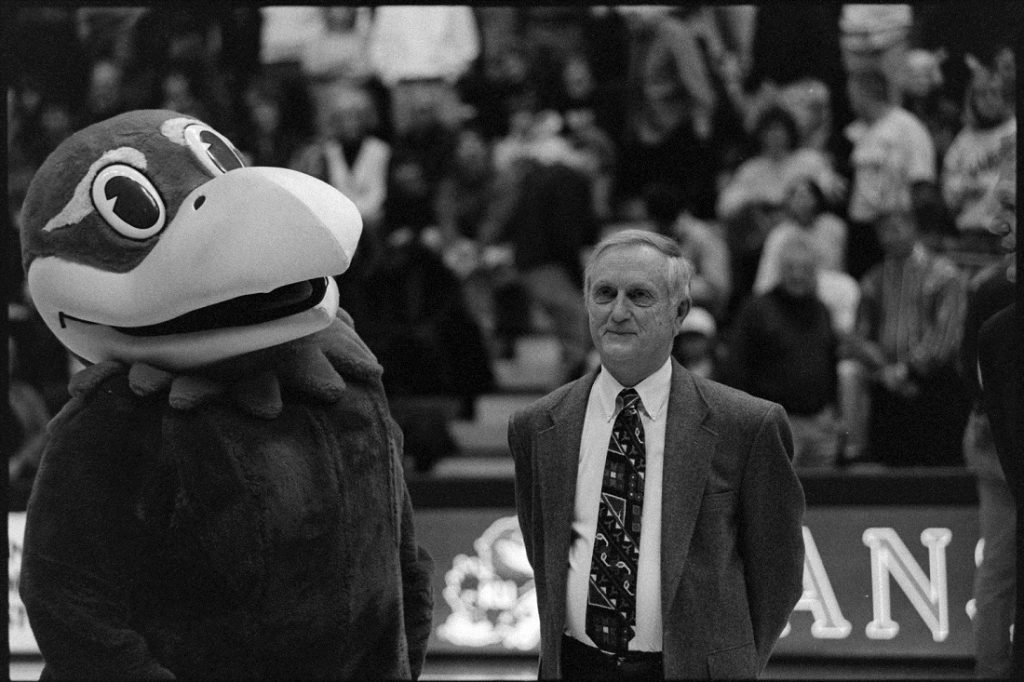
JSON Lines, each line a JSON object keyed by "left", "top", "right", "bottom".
{"left": 20, "top": 110, "right": 362, "bottom": 372}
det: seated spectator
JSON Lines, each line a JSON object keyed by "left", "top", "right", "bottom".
{"left": 643, "top": 183, "right": 732, "bottom": 321}
{"left": 943, "top": 54, "right": 1016, "bottom": 239}
{"left": 672, "top": 306, "right": 718, "bottom": 379}
{"left": 844, "top": 209, "right": 970, "bottom": 467}
{"left": 900, "top": 48, "right": 961, "bottom": 174}
{"left": 300, "top": 7, "right": 374, "bottom": 88}
{"left": 339, "top": 197, "right": 495, "bottom": 472}
{"left": 753, "top": 175, "right": 847, "bottom": 294}
{"left": 844, "top": 68, "right": 941, "bottom": 278}
{"left": 237, "top": 74, "right": 310, "bottom": 168}
{"left": 458, "top": 44, "right": 535, "bottom": 142}
{"left": 478, "top": 132, "right": 599, "bottom": 383}
{"left": 292, "top": 83, "right": 390, "bottom": 233}
{"left": 720, "top": 235, "right": 840, "bottom": 468}
{"left": 367, "top": 5, "right": 479, "bottom": 135}
{"left": 717, "top": 104, "right": 845, "bottom": 222}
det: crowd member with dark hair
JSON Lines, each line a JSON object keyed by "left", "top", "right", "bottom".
{"left": 845, "top": 209, "right": 970, "bottom": 467}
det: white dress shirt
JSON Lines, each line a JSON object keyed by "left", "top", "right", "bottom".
{"left": 564, "top": 357, "right": 672, "bottom": 652}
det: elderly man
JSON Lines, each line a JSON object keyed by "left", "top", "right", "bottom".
{"left": 508, "top": 229, "right": 805, "bottom": 679}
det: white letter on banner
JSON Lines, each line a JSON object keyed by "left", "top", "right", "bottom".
{"left": 862, "top": 528, "right": 952, "bottom": 642}
{"left": 788, "top": 526, "right": 852, "bottom": 638}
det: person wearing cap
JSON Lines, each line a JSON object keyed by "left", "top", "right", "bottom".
{"left": 508, "top": 229, "right": 804, "bottom": 679}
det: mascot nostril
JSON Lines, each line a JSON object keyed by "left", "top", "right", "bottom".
{"left": 17, "top": 110, "right": 434, "bottom": 679}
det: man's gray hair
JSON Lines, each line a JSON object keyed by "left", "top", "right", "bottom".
{"left": 584, "top": 228, "right": 694, "bottom": 307}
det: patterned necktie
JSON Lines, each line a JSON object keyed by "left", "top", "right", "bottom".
{"left": 586, "top": 388, "right": 646, "bottom": 654}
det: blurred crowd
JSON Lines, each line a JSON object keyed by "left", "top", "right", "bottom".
{"left": 5, "top": 4, "right": 1019, "bottom": 484}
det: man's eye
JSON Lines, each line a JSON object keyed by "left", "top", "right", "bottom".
{"left": 593, "top": 287, "right": 615, "bottom": 303}
{"left": 630, "top": 290, "right": 655, "bottom": 306}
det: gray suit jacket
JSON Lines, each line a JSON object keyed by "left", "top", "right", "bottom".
{"left": 508, "top": 359, "right": 805, "bottom": 679}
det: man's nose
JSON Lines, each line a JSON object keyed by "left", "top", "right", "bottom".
{"left": 609, "top": 295, "right": 631, "bottom": 320}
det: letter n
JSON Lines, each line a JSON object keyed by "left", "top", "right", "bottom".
{"left": 862, "top": 528, "right": 952, "bottom": 642}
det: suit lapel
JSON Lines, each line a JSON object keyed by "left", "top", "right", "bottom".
{"left": 537, "top": 370, "right": 596, "bottom": 636}
{"left": 661, "top": 361, "right": 717, "bottom": 617}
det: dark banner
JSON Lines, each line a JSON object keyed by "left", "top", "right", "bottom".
{"left": 414, "top": 505, "right": 980, "bottom": 658}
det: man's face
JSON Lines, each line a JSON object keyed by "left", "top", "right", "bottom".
{"left": 875, "top": 213, "right": 917, "bottom": 258}
{"left": 586, "top": 244, "right": 687, "bottom": 386}
{"left": 779, "top": 248, "right": 818, "bottom": 298}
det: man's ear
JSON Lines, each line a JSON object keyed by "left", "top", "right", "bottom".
{"left": 674, "top": 298, "right": 692, "bottom": 334}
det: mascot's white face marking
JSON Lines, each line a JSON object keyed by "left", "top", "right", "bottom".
{"left": 43, "top": 147, "right": 147, "bottom": 232}
{"left": 160, "top": 117, "right": 201, "bottom": 146}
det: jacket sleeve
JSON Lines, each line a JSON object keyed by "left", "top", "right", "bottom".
{"left": 20, "top": 386, "right": 175, "bottom": 679}
{"left": 739, "top": 402, "right": 805, "bottom": 673}
{"left": 507, "top": 413, "right": 535, "bottom": 567}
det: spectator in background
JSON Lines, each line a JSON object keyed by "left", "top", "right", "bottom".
{"left": 390, "top": 87, "right": 459, "bottom": 212}
{"left": 943, "top": 54, "right": 1017, "bottom": 241}
{"left": 721, "top": 235, "right": 840, "bottom": 468}
{"left": 158, "top": 65, "right": 212, "bottom": 124}
{"left": 300, "top": 7, "right": 374, "bottom": 88}
{"left": 478, "top": 118, "right": 599, "bottom": 384}
{"left": 845, "top": 209, "right": 969, "bottom": 467}
{"left": 292, "top": 83, "right": 390, "bottom": 234}
{"left": 899, "top": 48, "right": 961, "bottom": 174}
{"left": 671, "top": 306, "right": 718, "bottom": 380}
{"left": 237, "top": 74, "right": 309, "bottom": 168}
{"left": 845, "top": 68, "right": 939, "bottom": 279}
{"left": 753, "top": 175, "right": 847, "bottom": 294}
{"left": 717, "top": 104, "right": 845, "bottom": 320}
{"left": 839, "top": 3, "right": 913, "bottom": 100}
{"left": 618, "top": 6, "right": 721, "bottom": 217}
{"left": 717, "top": 105, "right": 845, "bottom": 223}
{"left": 458, "top": 44, "right": 535, "bottom": 142}
{"left": 367, "top": 5, "right": 479, "bottom": 135}
{"left": 82, "top": 58, "right": 128, "bottom": 126}
{"left": 643, "top": 183, "right": 731, "bottom": 322}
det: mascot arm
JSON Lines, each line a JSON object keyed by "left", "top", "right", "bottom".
{"left": 396, "top": 432, "right": 433, "bottom": 680}
{"left": 20, "top": 385, "right": 174, "bottom": 679}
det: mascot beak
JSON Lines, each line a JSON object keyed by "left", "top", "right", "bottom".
{"left": 27, "top": 166, "right": 363, "bottom": 370}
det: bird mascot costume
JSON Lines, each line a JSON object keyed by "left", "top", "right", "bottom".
{"left": 17, "top": 110, "right": 434, "bottom": 679}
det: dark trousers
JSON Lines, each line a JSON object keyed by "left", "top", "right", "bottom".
{"left": 560, "top": 634, "right": 663, "bottom": 681}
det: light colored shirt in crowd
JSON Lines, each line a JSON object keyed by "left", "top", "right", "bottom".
{"left": 753, "top": 214, "right": 848, "bottom": 294}
{"left": 942, "top": 117, "right": 1017, "bottom": 233}
{"left": 320, "top": 137, "right": 390, "bottom": 226}
{"left": 367, "top": 6, "right": 479, "bottom": 85}
{"left": 846, "top": 106, "right": 935, "bottom": 223}
{"left": 565, "top": 358, "right": 672, "bottom": 652}
{"left": 717, "top": 148, "right": 843, "bottom": 219}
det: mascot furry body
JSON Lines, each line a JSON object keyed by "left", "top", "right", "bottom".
{"left": 18, "top": 110, "right": 433, "bottom": 678}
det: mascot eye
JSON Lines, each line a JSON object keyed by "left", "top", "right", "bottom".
{"left": 91, "top": 164, "right": 166, "bottom": 239}
{"left": 184, "top": 123, "right": 244, "bottom": 175}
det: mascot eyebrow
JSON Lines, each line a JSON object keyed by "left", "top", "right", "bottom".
{"left": 43, "top": 147, "right": 148, "bottom": 233}
{"left": 160, "top": 116, "right": 201, "bottom": 146}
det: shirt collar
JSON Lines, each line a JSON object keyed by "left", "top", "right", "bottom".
{"left": 594, "top": 357, "right": 673, "bottom": 423}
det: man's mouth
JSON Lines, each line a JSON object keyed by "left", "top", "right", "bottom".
{"left": 59, "top": 277, "right": 330, "bottom": 336}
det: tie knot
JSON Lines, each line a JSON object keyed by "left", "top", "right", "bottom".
{"left": 619, "top": 388, "right": 642, "bottom": 413}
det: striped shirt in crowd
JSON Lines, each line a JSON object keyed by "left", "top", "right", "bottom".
{"left": 855, "top": 243, "right": 968, "bottom": 375}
